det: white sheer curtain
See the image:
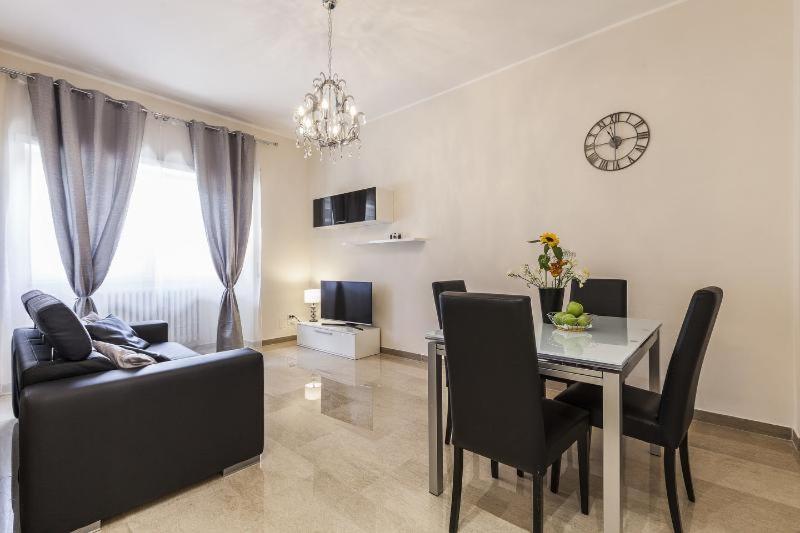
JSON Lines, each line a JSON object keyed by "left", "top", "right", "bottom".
{"left": 0, "top": 76, "right": 37, "bottom": 392}
{"left": 0, "top": 79, "right": 262, "bottom": 391}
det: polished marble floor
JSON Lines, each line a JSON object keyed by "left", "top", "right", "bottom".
{"left": 2, "top": 342, "right": 799, "bottom": 532}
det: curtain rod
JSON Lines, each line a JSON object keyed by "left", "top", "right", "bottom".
{"left": 0, "top": 65, "right": 279, "bottom": 147}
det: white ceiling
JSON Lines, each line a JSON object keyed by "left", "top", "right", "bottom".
{"left": 0, "top": 0, "right": 675, "bottom": 135}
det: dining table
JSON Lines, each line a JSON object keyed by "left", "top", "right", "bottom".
{"left": 426, "top": 315, "right": 662, "bottom": 533}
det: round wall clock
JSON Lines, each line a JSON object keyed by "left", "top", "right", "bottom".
{"left": 584, "top": 111, "right": 650, "bottom": 171}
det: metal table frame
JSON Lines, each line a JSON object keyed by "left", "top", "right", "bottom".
{"left": 426, "top": 326, "right": 660, "bottom": 533}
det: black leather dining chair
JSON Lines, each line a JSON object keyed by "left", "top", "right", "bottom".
{"left": 544, "top": 279, "right": 628, "bottom": 395}
{"left": 555, "top": 287, "right": 723, "bottom": 533}
{"left": 434, "top": 280, "right": 528, "bottom": 478}
{"left": 432, "top": 280, "right": 467, "bottom": 445}
{"left": 569, "top": 278, "right": 627, "bottom": 318}
{"left": 440, "top": 292, "right": 591, "bottom": 533}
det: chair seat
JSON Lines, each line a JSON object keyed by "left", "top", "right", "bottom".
{"left": 542, "top": 398, "right": 590, "bottom": 465}
{"left": 555, "top": 383, "right": 663, "bottom": 446}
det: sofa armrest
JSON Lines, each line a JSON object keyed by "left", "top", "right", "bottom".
{"left": 130, "top": 320, "right": 168, "bottom": 343}
{"left": 19, "top": 348, "right": 264, "bottom": 533}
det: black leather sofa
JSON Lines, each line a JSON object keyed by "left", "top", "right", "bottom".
{"left": 12, "top": 320, "right": 264, "bottom": 533}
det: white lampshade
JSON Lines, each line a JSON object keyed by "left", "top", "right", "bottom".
{"left": 304, "top": 289, "right": 321, "bottom": 304}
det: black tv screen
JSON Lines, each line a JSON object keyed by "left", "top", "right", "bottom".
{"left": 320, "top": 281, "right": 373, "bottom": 325}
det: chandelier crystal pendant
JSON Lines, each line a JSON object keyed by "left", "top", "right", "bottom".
{"left": 294, "top": 0, "right": 366, "bottom": 160}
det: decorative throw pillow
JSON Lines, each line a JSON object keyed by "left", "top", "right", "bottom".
{"left": 92, "top": 340, "right": 156, "bottom": 369}
{"left": 23, "top": 292, "right": 93, "bottom": 361}
{"left": 84, "top": 314, "right": 150, "bottom": 349}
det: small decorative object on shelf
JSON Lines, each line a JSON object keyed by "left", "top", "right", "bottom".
{"left": 507, "top": 232, "right": 590, "bottom": 321}
{"left": 304, "top": 289, "right": 321, "bottom": 322}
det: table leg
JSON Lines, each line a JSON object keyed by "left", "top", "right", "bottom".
{"left": 603, "top": 371, "right": 623, "bottom": 533}
{"left": 428, "top": 340, "right": 443, "bottom": 496}
{"left": 649, "top": 331, "right": 661, "bottom": 457}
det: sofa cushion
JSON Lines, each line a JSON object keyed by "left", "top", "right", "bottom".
{"left": 144, "top": 342, "right": 200, "bottom": 361}
{"left": 24, "top": 293, "right": 93, "bottom": 361}
{"left": 12, "top": 328, "right": 115, "bottom": 390}
{"left": 20, "top": 290, "right": 44, "bottom": 318}
{"left": 85, "top": 314, "right": 150, "bottom": 349}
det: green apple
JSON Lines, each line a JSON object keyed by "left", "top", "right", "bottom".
{"left": 561, "top": 314, "right": 578, "bottom": 326}
{"left": 566, "top": 301, "right": 584, "bottom": 317}
{"left": 552, "top": 312, "right": 568, "bottom": 325}
{"left": 576, "top": 314, "right": 592, "bottom": 327}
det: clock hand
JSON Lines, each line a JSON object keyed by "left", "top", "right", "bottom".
{"left": 594, "top": 135, "right": 637, "bottom": 148}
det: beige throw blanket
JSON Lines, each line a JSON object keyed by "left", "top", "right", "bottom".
{"left": 92, "top": 340, "right": 156, "bottom": 369}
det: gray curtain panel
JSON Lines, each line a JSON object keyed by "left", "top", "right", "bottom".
{"left": 27, "top": 74, "right": 146, "bottom": 316}
{"left": 189, "top": 121, "right": 255, "bottom": 351}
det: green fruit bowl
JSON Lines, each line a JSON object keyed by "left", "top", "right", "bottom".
{"left": 547, "top": 312, "right": 594, "bottom": 332}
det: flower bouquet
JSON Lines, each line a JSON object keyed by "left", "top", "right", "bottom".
{"left": 507, "top": 232, "right": 589, "bottom": 320}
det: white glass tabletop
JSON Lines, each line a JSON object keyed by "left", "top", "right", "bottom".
{"left": 425, "top": 316, "right": 661, "bottom": 371}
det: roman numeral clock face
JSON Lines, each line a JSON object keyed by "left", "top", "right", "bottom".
{"left": 584, "top": 112, "right": 650, "bottom": 171}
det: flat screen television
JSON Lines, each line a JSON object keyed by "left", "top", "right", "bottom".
{"left": 320, "top": 280, "right": 373, "bottom": 326}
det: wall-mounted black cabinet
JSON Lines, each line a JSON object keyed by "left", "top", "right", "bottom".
{"left": 313, "top": 187, "right": 394, "bottom": 228}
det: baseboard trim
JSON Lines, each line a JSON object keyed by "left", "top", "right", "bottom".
{"left": 694, "top": 409, "right": 792, "bottom": 440}
{"left": 262, "top": 335, "right": 297, "bottom": 346}
{"left": 292, "top": 340, "right": 798, "bottom": 445}
{"left": 380, "top": 346, "right": 424, "bottom": 361}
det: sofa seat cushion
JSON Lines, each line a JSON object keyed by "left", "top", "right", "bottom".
{"left": 145, "top": 342, "right": 200, "bottom": 361}
{"left": 13, "top": 328, "right": 115, "bottom": 389}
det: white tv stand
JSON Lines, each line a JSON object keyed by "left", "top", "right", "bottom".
{"left": 296, "top": 321, "right": 380, "bottom": 360}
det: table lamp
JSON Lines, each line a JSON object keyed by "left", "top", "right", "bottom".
{"left": 304, "top": 289, "right": 321, "bottom": 322}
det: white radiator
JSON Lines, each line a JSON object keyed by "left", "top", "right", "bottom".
{"left": 98, "top": 287, "right": 201, "bottom": 346}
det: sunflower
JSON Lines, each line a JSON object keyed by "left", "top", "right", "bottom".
{"left": 540, "top": 232, "right": 559, "bottom": 248}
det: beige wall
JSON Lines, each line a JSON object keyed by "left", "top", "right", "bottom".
{"left": 794, "top": 0, "right": 800, "bottom": 438}
{"left": 0, "top": 47, "right": 311, "bottom": 343}
{"left": 309, "top": 0, "right": 797, "bottom": 428}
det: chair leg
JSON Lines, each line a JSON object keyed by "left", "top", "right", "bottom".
{"left": 490, "top": 460, "right": 499, "bottom": 479}
{"left": 449, "top": 447, "right": 463, "bottom": 533}
{"left": 578, "top": 429, "right": 589, "bottom": 515}
{"left": 517, "top": 469, "right": 525, "bottom": 478}
{"left": 587, "top": 426, "right": 592, "bottom": 451}
{"left": 445, "top": 403, "right": 452, "bottom": 445}
{"left": 664, "top": 447, "right": 683, "bottom": 533}
{"left": 549, "top": 456, "right": 561, "bottom": 494}
{"left": 533, "top": 471, "right": 544, "bottom": 533}
{"left": 679, "top": 436, "right": 695, "bottom": 502}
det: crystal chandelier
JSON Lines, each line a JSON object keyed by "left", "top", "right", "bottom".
{"left": 294, "top": 0, "right": 366, "bottom": 160}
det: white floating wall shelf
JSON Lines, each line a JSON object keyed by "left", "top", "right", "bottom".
{"left": 353, "top": 238, "right": 427, "bottom": 245}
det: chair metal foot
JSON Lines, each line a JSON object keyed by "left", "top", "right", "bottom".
{"left": 72, "top": 521, "right": 101, "bottom": 533}
{"left": 222, "top": 455, "right": 261, "bottom": 476}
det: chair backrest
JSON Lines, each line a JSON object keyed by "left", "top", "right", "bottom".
{"left": 658, "top": 286, "right": 723, "bottom": 447}
{"left": 431, "top": 280, "right": 467, "bottom": 328}
{"left": 569, "top": 278, "right": 627, "bottom": 318}
{"left": 440, "top": 292, "right": 548, "bottom": 473}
